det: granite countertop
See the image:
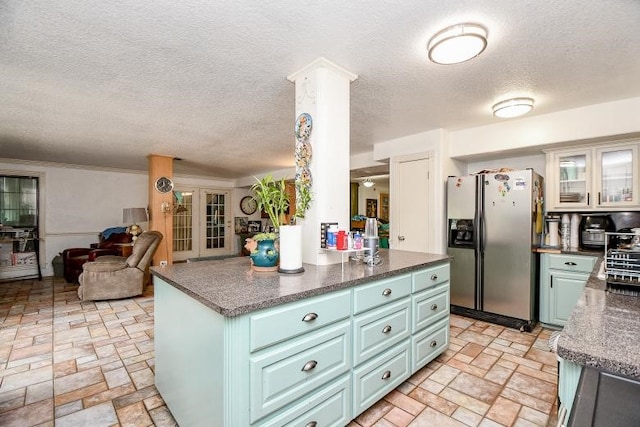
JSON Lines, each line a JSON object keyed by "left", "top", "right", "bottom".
{"left": 151, "top": 249, "right": 449, "bottom": 317}
{"left": 557, "top": 255, "right": 640, "bottom": 380}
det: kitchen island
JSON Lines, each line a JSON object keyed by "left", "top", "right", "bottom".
{"left": 151, "top": 249, "right": 450, "bottom": 427}
{"left": 556, "top": 257, "right": 640, "bottom": 425}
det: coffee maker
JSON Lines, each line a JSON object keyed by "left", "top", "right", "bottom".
{"left": 579, "top": 214, "right": 615, "bottom": 250}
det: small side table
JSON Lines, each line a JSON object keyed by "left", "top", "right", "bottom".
{"left": 115, "top": 243, "right": 134, "bottom": 257}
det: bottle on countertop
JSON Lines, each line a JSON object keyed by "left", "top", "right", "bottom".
{"left": 336, "top": 230, "right": 347, "bottom": 250}
{"left": 327, "top": 225, "right": 338, "bottom": 249}
{"left": 353, "top": 232, "right": 363, "bottom": 249}
{"left": 347, "top": 231, "right": 354, "bottom": 250}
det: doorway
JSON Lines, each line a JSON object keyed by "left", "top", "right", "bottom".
{"left": 173, "top": 187, "right": 232, "bottom": 261}
{"left": 390, "top": 152, "right": 434, "bottom": 252}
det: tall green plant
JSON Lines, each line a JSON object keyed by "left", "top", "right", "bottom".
{"left": 293, "top": 180, "right": 312, "bottom": 222}
{"left": 250, "top": 175, "right": 290, "bottom": 230}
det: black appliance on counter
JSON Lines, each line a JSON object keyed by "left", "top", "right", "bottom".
{"left": 579, "top": 214, "right": 615, "bottom": 250}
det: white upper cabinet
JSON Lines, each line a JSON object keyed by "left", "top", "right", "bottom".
{"left": 545, "top": 141, "right": 639, "bottom": 211}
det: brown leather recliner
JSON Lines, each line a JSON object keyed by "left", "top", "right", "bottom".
{"left": 78, "top": 231, "right": 163, "bottom": 301}
{"left": 62, "top": 228, "right": 132, "bottom": 283}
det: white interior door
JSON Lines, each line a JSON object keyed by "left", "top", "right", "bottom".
{"left": 391, "top": 153, "right": 433, "bottom": 253}
{"left": 173, "top": 187, "right": 232, "bottom": 261}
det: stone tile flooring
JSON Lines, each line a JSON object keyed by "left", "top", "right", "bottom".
{"left": 0, "top": 277, "right": 558, "bottom": 426}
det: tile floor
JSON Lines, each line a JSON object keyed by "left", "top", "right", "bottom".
{"left": 0, "top": 277, "right": 559, "bottom": 426}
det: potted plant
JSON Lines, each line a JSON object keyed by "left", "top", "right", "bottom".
{"left": 244, "top": 175, "right": 290, "bottom": 271}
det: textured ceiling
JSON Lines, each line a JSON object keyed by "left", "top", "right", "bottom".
{"left": 1, "top": 1, "right": 639, "bottom": 179}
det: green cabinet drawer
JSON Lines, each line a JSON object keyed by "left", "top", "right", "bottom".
{"left": 250, "top": 321, "right": 351, "bottom": 423}
{"left": 353, "top": 274, "right": 411, "bottom": 315}
{"left": 413, "top": 263, "right": 450, "bottom": 292}
{"left": 250, "top": 290, "right": 351, "bottom": 351}
{"left": 353, "top": 340, "right": 411, "bottom": 417}
{"left": 259, "top": 375, "right": 351, "bottom": 427}
{"left": 412, "top": 318, "right": 449, "bottom": 371}
{"left": 412, "top": 283, "right": 449, "bottom": 333}
{"left": 548, "top": 254, "right": 596, "bottom": 273}
{"left": 353, "top": 298, "right": 411, "bottom": 365}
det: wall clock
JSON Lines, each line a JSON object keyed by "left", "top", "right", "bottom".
{"left": 240, "top": 196, "right": 258, "bottom": 215}
{"left": 154, "top": 176, "right": 174, "bottom": 194}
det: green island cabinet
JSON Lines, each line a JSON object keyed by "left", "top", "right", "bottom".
{"left": 154, "top": 262, "right": 450, "bottom": 426}
{"left": 539, "top": 253, "right": 596, "bottom": 327}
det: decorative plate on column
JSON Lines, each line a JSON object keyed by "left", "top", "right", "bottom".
{"left": 294, "top": 113, "right": 313, "bottom": 142}
{"left": 295, "top": 141, "right": 312, "bottom": 168}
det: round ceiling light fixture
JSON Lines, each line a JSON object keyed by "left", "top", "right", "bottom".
{"left": 427, "top": 23, "right": 488, "bottom": 65}
{"left": 492, "top": 97, "right": 535, "bottom": 118}
{"left": 362, "top": 178, "right": 374, "bottom": 188}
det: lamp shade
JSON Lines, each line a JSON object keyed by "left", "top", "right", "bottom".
{"left": 123, "top": 207, "right": 148, "bottom": 224}
{"left": 363, "top": 178, "right": 374, "bottom": 188}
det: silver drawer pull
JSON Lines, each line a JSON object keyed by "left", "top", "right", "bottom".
{"left": 431, "top": 303, "right": 438, "bottom": 311}
{"left": 382, "top": 288, "right": 392, "bottom": 296}
{"left": 301, "top": 360, "right": 318, "bottom": 372}
{"left": 382, "top": 325, "right": 392, "bottom": 334}
{"left": 381, "top": 370, "right": 391, "bottom": 380}
{"left": 302, "top": 312, "right": 318, "bottom": 322}
{"left": 305, "top": 422, "right": 317, "bottom": 427}
{"left": 430, "top": 340, "right": 438, "bottom": 348}
{"left": 564, "top": 262, "right": 577, "bottom": 266}
{"left": 431, "top": 274, "right": 438, "bottom": 281}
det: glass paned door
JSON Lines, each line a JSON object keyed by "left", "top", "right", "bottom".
{"left": 557, "top": 153, "right": 589, "bottom": 206}
{"left": 172, "top": 188, "right": 231, "bottom": 261}
{"left": 598, "top": 147, "right": 636, "bottom": 205}
{"left": 173, "top": 191, "right": 194, "bottom": 253}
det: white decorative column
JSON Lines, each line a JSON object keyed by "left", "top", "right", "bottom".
{"left": 287, "top": 58, "right": 357, "bottom": 265}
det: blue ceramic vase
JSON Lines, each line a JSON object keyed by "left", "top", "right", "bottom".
{"left": 249, "top": 239, "right": 279, "bottom": 268}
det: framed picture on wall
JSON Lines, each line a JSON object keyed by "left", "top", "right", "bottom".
{"left": 248, "top": 220, "right": 261, "bottom": 233}
{"left": 380, "top": 193, "right": 389, "bottom": 221}
{"left": 234, "top": 217, "right": 248, "bottom": 234}
{"left": 366, "top": 199, "right": 378, "bottom": 218}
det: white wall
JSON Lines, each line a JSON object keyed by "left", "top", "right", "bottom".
{"left": 465, "top": 154, "right": 546, "bottom": 178}
{"left": 0, "top": 159, "right": 148, "bottom": 276}
{"left": 449, "top": 97, "right": 640, "bottom": 159}
{"left": 0, "top": 160, "right": 243, "bottom": 276}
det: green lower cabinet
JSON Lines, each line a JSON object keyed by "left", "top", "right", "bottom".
{"left": 558, "top": 357, "right": 583, "bottom": 424}
{"left": 155, "top": 262, "right": 450, "bottom": 426}
{"left": 540, "top": 253, "right": 596, "bottom": 327}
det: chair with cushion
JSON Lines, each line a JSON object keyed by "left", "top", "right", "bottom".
{"left": 62, "top": 227, "right": 132, "bottom": 283}
{"left": 77, "top": 231, "right": 163, "bottom": 301}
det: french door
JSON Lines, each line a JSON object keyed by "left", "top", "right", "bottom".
{"left": 173, "top": 188, "right": 232, "bottom": 261}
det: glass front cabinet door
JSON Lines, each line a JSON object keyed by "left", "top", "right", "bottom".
{"left": 553, "top": 150, "right": 591, "bottom": 209}
{"left": 546, "top": 142, "right": 640, "bottom": 210}
{"left": 595, "top": 144, "right": 638, "bottom": 207}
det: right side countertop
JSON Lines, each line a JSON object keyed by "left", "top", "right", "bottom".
{"left": 557, "top": 255, "right": 640, "bottom": 380}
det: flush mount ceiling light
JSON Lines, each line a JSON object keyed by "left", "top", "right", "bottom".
{"left": 492, "top": 97, "right": 535, "bottom": 118}
{"left": 427, "top": 23, "right": 488, "bottom": 65}
{"left": 363, "top": 178, "right": 374, "bottom": 188}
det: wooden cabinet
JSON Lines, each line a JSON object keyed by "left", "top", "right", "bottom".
{"left": 154, "top": 262, "right": 450, "bottom": 426}
{"left": 539, "top": 253, "right": 596, "bottom": 327}
{"left": 545, "top": 141, "right": 639, "bottom": 211}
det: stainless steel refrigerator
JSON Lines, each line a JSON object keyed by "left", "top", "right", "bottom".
{"left": 446, "top": 169, "right": 543, "bottom": 331}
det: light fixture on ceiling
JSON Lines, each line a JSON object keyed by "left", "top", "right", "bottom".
{"left": 492, "top": 97, "right": 535, "bottom": 118}
{"left": 363, "top": 178, "right": 374, "bottom": 188}
{"left": 427, "top": 23, "right": 488, "bottom": 65}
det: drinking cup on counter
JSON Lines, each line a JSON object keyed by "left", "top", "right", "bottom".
{"left": 547, "top": 218, "right": 560, "bottom": 247}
